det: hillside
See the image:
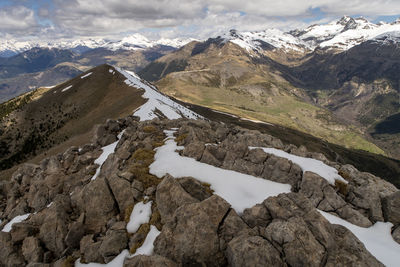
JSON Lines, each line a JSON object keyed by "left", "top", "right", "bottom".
{"left": 139, "top": 39, "right": 385, "bottom": 155}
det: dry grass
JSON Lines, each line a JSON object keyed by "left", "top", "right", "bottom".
{"left": 201, "top": 182, "right": 214, "bottom": 195}
{"left": 124, "top": 204, "right": 135, "bottom": 223}
{"left": 130, "top": 147, "right": 162, "bottom": 189}
{"left": 335, "top": 179, "right": 349, "bottom": 196}
{"left": 129, "top": 223, "right": 151, "bottom": 254}
{"left": 175, "top": 133, "right": 187, "bottom": 144}
{"left": 61, "top": 256, "right": 78, "bottom": 267}
{"left": 143, "top": 125, "right": 157, "bottom": 133}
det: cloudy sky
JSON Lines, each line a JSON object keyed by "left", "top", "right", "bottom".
{"left": 1, "top": 0, "right": 400, "bottom": 41}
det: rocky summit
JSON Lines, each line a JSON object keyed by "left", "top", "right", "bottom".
{"left": 0, "top": 116, "right": 399, "bottom": 266}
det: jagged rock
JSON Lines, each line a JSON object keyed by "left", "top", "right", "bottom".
{"left": 119, "top": 171, "right": 135, "bottom": 183}
{"left": 81, "top": 177, "right": 117, "bottom": 232}
{"left": 392, "top": 225, "right": 400, "bottom": 244}
{"left": 99, "top": 227, "right": 128, "bottom": 263}
{"left": 80, "top": 234, "right": 103, "bottom": 263}
{"left": 11, "top": 222, "right": 38, "bottom": 244}
{"left": 300, "top": 172, "right": 371, "bottom": 227}
{"left": 154, "top": 195, "right": 230, "bottom": 266}
{"left": 340, "top": 164, "right": 397, "bottom": 222}
{"left": 226, "top": 236, "right": 284, "bottom": 267}
{"left": 132, "top": 180, "right": 144, "bottom": 192}
{"left": 300, "top": 171, "right": 328, "bottom": 207}
{"left": 37, "top": 197, "right": 71, "bottom": 257}
{"left": 124, "top": 255, "right": 178, "bottom": 267}
{"left": 242, "top": 204, "right": 271, "bottom": 228}
{"left": 177, "top": 177, "right": 212, "bottom": 201}
{"left": 336, "top": 205, "right": 372, "bottom": 227}
{"left": 155, "top": 175, "right": 198, "bottom": 223}
{"left": 261, "top": 154, "right": 303, "bottom": 189}
{"left": 219, "top": 209, "right": 254, "bottom": 247}
{"left": 382, "top": 191, "right": 400, "bottom": 225}
{"left": 65, "top": 221, "right": 85, "bottom": 249}
{"left": 107, "top": 175, "right": 136, "bottom": 217}
{"left": 261, "top": 193, "right": 383, "bottom": 267}
{"left": 263, "top": 217, "right": 326, "bottom": 266}
{"left": 92, "top": 124, "right": 117, "bottom": 147}
{"left": 0, "top": 232, "right": 25, "bottom": 266}
{"left": 182, "top": 141, "right": 205, "bottom": 160}
{"left": 22, "top": 236, "right": 43, "bottom": 263}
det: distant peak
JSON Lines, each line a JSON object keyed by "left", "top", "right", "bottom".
{"left": 337, "top": 15, "right": 353, "bottom": 25}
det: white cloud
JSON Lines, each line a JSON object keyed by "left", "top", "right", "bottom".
{"left": 1, "top": 0, "right": 400, "bottom": 40}
{"left": 0, "top": 5, "right": 38, "bottom": 32}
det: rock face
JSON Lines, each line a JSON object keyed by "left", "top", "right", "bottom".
{"left": 0, "top": 117, "right": 398, "bottom": 266}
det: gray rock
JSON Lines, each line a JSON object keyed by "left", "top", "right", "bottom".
{"left": 11, "top": 222, "right": 38, "bottom": 244}
{"left": 177, "top": 177, "right": 212, "bottom": 201}
{"left": 123, "top": 255, "right": 177, "bottom": 267}
{"left": 219, "top": 209, "right": 253, "bottom": 247}
{"left": 156, "top": 175, "right": 198, "bottom": 223}
{"left": 80, "top": 234, "right": 103, "bottom": 263}
{"left": 261, "top": 155, "right": 303, "bottom": 189}
{"left": 99, "top": 228, "right": 128, "bottom": 263}
{"left": 182, "top": 142, "right": 205, "bottom": 160}
{"left": 81, "top": 177, "right": 117, "bottom": 232}
{"left": 22, "top": 236, "right": 43, "bottom": 263}
{"left": 154, "top": 195, "right": 230, "bottom": 266}
{"left": 226, "top": 235, "right": 284, "bottom": 267}
{"left": 242, "top": 204, "right": 271, "bottom": 228}
{"left": 65, "top": 221, "right": 85, "bottom": 249}
{"left": 382, "top": 191, "right": 400, "bottom": 225}
{"left": 107, "top": 175, "right": 135, "bottom": 217}
{"left": 392, "top": 225, "right": 400, "bottom": 244}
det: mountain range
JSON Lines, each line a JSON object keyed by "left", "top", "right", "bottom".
{"left": 0, "top": 63, "right": 399, "bottom": 266}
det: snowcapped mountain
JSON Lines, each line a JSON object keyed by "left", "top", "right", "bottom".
{"left": 0, "top": 34, "right": 195, "bottom": 57}
{"left": 293, "top": 16, "right": 400, "bottom": 50}
{"left": 222, "top": 29, "right": 310, "bottom": 53}
{"left": 221, "top": 16, "right": 400, "bottom": 54}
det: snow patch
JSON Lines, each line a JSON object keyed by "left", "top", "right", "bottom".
{"left": 81, "top": 72, "right": 92, "bottom": 79}
{"left": 2, "top": 213, "right": 30, "bottom": 232}
{"left": 91, "top": 130, "right": 125, "bottom": 181}
{"left": 75, "top": 250, "right": 129, "bottom": 267}
{"left": 250, "top": 147, "right": 346, "bottom": 185}
{"left": 115, "top": 67, "right": 202, "bottom": 121}
{"left": 126, "top": 201, "right": 153, "bottom": 233}
{"left": 131, "top": 225, "right": 160, "bottom": 256}
{"left": 61, "top": 85, "right": 72, "bottom": 92}
{"left": 149, "top": 130, "right": 291, "bottom": 213}
{"left": 319, "top": 210, "right": 400, "bottom": 267}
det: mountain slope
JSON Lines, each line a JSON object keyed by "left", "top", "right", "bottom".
{"left": 139, "top": 38, "right": 385, "bottom": 155}
{"left": 0, "top": 64, "right": 200, "bottom": 179}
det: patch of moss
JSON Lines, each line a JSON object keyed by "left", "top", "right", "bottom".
{"left": 124, "top": 204, "right": 135, "bottom": 223}
{"left": 129, "top": 223, "right": 151, "bottom": 254}
{"left": 175, "top": 133, "right": 187, "bottom": 144}
{"left": 143, "top": 125, "right": 157, "bottom": 133}
{"left": 335, "top": 179, "right": 349, "bottom": 196}
{"left": 61, "top": 255, "right": 78, "bottom": 267}
{"left": 201, "top": 182, "right": 214, "bottom": 195}
{"left": 338, "top": 170, "right": 352, "bottom": 181}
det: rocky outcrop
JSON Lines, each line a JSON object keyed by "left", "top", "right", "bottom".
{"left": 0, "top": 117, "right": 398, "bottom": 266}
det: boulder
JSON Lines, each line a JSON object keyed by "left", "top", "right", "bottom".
{"left": 80, "top": 234, "right": 103, "bottom": 263}
{"left": 65, "top": 221, "right": 85, "bottom": 249}
{"left": 155, "top": 175, "right": 198, "bottom": 223}
{"left": 22, "top": 236, "right": 43, "bottom": 263}
{"left": 99, "top": 228, "right": 128, "bottom": 263}
{"left": 392, "top": 225, "right": 400, "bottom": 244}
{"left": 241, "top": 204, "right": 271, "bottom": 228}
{"left": 107, "top": 175, "right": 136, "bottom": 217}
{"left": 154, "top": 195, "right": 230, "bottom": 266}
{"left": 382, "top": 191, "right": 400, "bottom": 225}
{"left": 81, "top": 177, "right": 117, "bottom": 232}
{"left": 226, "top": 236, "right": 284, "bottom": 267}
